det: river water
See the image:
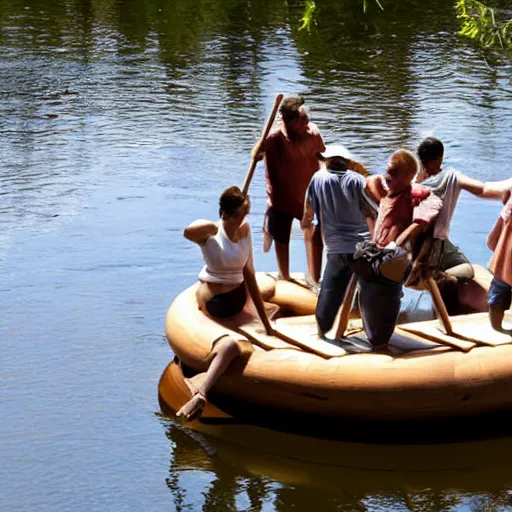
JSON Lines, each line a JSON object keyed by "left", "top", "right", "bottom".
{"left": 2, "top": 0, "right": 512, "bottom": 510}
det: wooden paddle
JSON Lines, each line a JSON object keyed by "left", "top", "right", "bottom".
{"left": 335, "top": 274, "right": 358, "bottom": 338}
{"left": 425, "top": 276, "right": 453, "bottom": 335}
{"left": 242, "top": 93, "right": 283, "bottom": 195}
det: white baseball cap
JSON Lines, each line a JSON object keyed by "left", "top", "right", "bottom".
{"left": 320, "top": 144, "right": 354, "bottom": 160}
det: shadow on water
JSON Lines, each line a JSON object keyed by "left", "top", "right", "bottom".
{"left": 161, "top": 417, "right": 512, "bottom": 511}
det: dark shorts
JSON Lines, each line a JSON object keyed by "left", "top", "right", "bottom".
{"left": 488, "top": 277, "right": 512, "bottom": 310}
{"left": 264, "top": 206, "right": 322, "bottom": 245}
{"left": 440, "top": 239, "right": 470, "bottom": 271}
{"left": 264, "top": 207, "right": 301, "bottom": 245}
{"left": 205, "top": 283, "right": 247, "bottom": 318}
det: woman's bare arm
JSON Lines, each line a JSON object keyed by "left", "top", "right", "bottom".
{"left": 243, "top": 254, "right": 273, "bottom": 335}
{"left": 183, "top": 220, "right": 218, "bottom": 245}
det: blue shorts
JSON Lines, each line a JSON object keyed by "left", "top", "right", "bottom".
{"left": 488, "top": 277, "right": 512, "bottom": 310}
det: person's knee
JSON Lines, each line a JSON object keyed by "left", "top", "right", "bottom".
{"left": 211, "top": 336, "right": 241, "bottom": 360}
{"left": 316, "top": 312, "right": 333, "bottom": 335}
{"left": 446, "top": 263, "right": 474, "bottom": 281}
{"left": 219, "top": 337, "right": 241, "bottom": 359}
{"left": 464, "top": 263, "right": 475, "bottom": 280}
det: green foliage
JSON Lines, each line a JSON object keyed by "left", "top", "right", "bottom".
{"left": 363, "top": 0, "right": 384, "bottom": 14}
{"left": 456, "top": 0, "right": 512, "bottom": 50}
{"left": 298, "top": 0, "right": 384, "bottom": 31}
{"left": 298, "top": 0, "right": 317, "bottom": 32}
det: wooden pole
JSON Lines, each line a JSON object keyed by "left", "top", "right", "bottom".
{"left": 425, "top": 276, "right": 453, "bottom": 335}
{"left": 335, "top": 274, "right": 358, "bottom": 338}
{"left": 242, "top": 93, "right": 283, "bottom": 195}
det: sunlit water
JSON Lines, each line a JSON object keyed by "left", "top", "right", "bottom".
{"left": 1, "top": 0, "right": 512, "bottom": 510}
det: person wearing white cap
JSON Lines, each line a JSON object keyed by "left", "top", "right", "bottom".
{"left": 302, "top": 144, "right": 373, "bottom": 336}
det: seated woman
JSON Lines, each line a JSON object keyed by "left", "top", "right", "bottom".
{"left": 177, "top": 186, "right": 274, "bottom": 421}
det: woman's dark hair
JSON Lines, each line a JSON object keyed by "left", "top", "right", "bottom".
{"left": 279, "top": 95, "right": 305, "bottom": 122}
{"left": 219, "top": 186, "right": 250, "bottom": 219}
{"left": 418, "top": 137, "right": 444, "bottom": 164}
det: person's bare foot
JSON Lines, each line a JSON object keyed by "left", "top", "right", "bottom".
{"left": 176, "top": 392, "right": 207, "bottom": 421}
{"left": 183, "top": 373, "right": 207, "bottom": 396}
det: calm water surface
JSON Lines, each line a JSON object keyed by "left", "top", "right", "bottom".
{"left": 2, "top": 0, "right": 512, "bottom": 510}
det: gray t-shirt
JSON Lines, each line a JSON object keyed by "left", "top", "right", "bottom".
{"left": 306, "top": 169, "right": 370, "bottom": 254}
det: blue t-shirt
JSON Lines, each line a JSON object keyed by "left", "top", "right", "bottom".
{"left": 306, "top": 169, "right": 370, "bottom": 254}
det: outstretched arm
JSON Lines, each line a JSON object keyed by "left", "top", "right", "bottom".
{"left": 243, "top": 255, "right": 273, "bottom": 335}
{"left": 482, "top": 178, "right": 512, "bottom": 200}
{"left": 457, "top": 174, "right": 485, "bottom": 196}
{"left": 183, "top": 220, "right": 218, "bottom": 245}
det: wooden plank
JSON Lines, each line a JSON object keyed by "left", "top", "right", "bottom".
{"left": 274, "top": 314, "right": 317, "bottom": 326}
{"left": 237, "top": 324, "right": 301, "bottom": 351}
{"left": 448, "top": 312, "right": 512, "bottom": 346}
{"left": 389, "top": 329, "right": 444, "bottom": 351}
{"left": 346, "top": 330, "right": 444, "bottom": 355}
{"left": 274, "top": 317, "right": 347, "bottom": 358}
{"left": 398, "top": 321, "right": 476, "bottom": 352}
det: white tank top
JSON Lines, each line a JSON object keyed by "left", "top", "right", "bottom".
{"left": 198, "top": 222, "right": 252, "bottom": 284}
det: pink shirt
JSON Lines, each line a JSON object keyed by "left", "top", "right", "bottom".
{"left": 264, "top": 122, "right": 325, "bottom": 219}
{"left": 490, "top": 196, "right": 512, "bottom": 286}
{"left": 374, "top": 185, "right": 442, "bottom": 248}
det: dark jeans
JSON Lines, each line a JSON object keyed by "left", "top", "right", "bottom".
{"left": 358, "top": 275, "right": 403, "bottom": 347}
{"left": 316, "top": 253, "right": 354, "bottom": 334}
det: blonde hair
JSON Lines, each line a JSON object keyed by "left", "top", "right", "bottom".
{"left": 391, "top": 149, "right": 418, "bottom": 178}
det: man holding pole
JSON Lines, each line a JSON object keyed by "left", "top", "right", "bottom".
{"left": 252, "top": 95, "right": 326, "bottom": 283}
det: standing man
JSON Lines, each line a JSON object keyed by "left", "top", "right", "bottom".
{"left": 301, "top": 146, "right": 372, "bottom": 337}
{"left": 253, "top": 95, "right": 326, "bottom": 282}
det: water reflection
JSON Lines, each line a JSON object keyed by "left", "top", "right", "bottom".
{"left": 2, "top": 0, "right": 512, "bottom": 509}
{"left": 162, "top": 419, "right": 512, "bottom": 511}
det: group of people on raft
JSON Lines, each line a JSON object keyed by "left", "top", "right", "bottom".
{"left": 177, "top": 95, "right": 512, "bottom": 421}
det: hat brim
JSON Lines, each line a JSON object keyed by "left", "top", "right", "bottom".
{"left": 320, "top": 144, "right": 354, "bottom": 160}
